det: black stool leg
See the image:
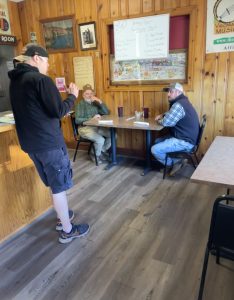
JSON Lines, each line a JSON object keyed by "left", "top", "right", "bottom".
{"left": 91, "top": 144, "right": 98, "bottom": 166}
{"left": 198, "top": 247, "right": 210, "bottom": 300}
{"left": 73, "top": 141, "right": 80, "bottom": 162}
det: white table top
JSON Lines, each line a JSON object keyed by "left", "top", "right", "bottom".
{"left": 190, "top": 136, "right": 234, "bottom": 188}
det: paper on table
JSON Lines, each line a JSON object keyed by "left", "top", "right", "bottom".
{"left": 4, "top": 113, "right": 14, "bottom": 118}
{"left": 133, "top": 121, "right": 149, "bottom": 126}
{"left": 0, "top": 117, "right": 15, "bottom": 124}
{"left": 98, "top": 120, "right": 113, "bottom": 124}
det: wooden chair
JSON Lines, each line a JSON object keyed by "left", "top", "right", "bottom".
{"left": 69, "top": 112, "right": 98, "bottom": 165}
{"left": 197, "top": 195, "right": 234, "bottom": 300}
{"left": 163, "top": 114, "right": 207, "bottom": 179}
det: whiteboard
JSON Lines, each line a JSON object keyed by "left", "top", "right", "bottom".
{"left": 114, "top": 14, "right": 170, "bottom": 61}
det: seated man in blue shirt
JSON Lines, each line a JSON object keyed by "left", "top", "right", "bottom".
{"left": 151, "top": 82, "right": 200, "bottom": 175}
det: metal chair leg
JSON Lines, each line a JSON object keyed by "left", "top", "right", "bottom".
{"left": 73, "top": 141, "right": 80, "bottom": 162}
{"left": 190, "top": 155, "right": 197, "bottom": 168}
{"left": 198, "top": 246, "right": 210, "bottom": 300}
{"left": 226, "top": 189, "right": 230, "bottom": 204}
{"left": 194, "top": 153, "right": 199, "bottom": 166}
{"left": 88, "top": 144, "right": 91, "bottom": 154}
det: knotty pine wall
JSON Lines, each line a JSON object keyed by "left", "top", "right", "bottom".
{"left": 9, "top": 0, "right": 234, "bottom": 158}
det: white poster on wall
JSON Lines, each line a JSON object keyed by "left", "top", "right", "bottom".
{"left": 206, "top": 0, "right": 234, "bottom": 53}
{"left": 0, "top": 0, "right": 11, "bottom": 35}
{"left": 114, "top": 14, "right": 169, "bottom": 61}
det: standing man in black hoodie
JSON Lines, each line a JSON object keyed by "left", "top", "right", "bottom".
{"left": 8, "top": 43, "right": 89, "bottom": 243}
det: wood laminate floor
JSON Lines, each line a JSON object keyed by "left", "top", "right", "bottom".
{"left": 0, "top": 150, "right": 234, "bottom": 300}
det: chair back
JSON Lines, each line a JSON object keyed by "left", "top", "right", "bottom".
{"left": 69, "top": 112, "right": 78, "bottom": 139}
{"left": 195, "top": 114, "right": 206, "bottom": 150}
{"left": 208, "top": 195, "right": 234, "bottom": 252}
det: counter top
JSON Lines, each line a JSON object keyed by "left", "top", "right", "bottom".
{"left": 0, "top": 123, "right": 15, "bottom": 133}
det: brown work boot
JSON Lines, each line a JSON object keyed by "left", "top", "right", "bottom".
{"left": 169, "top": 159, "right": 188, "bottom": 176}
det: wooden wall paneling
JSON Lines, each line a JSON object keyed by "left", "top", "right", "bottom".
{"left": 224, "top": 52, "right": 234, "bottom": 136}
{"left": 189, "top": 0, "right": 197, "bottom": 6}
{"left": 214, "top": 53, "right": 229, "bottom": 137}
{"left": 74, "top": 0, "right": 84, "bottom": 19}
{"left": 185, "top": 5, "right": 198, "bottom": 90}
{"left": 29, "top": 0, "right": 42, "bottom": 45}
{"left": 60, "top": 0, "right": 75, "bottom": 16}
{"left": 128, "top": 0, "right": 142, "bottom": 16}
{"left": 161, "top": 92, "right": 169, "bottom": 114}
{"left": 129, "top": 91, "right": 141, "bottom": 114}
{"left": 189, "top": 1, "right": 205, "bottom": 118}
{"left": 100, "top": 18, "right": 112, "bottom": 92}
{"left": 120, "top": 0, "right": 129, "bottom": 17}
{"left": 83, "top": 0, "right": 94, "bottom": 20}
{"left": 17, "top": 2, "right": 30, "bottom": 45}
{"left": 180, "top": 0, "right": 190, "bottom": 7}
{"left": 132, "top": 128, "right": 144, "bottom": 153}
{"left": 64, "top": 52, "right": 76, "bottom": 84}
{"left": 199, "top": 53, "right": 218, "bottom": 156}
{"left": 154, "top": 0, "right": 163, "bottom": 11}
{"left": 110, "top": 0, "right": 120, "bottom": 18}
{"left": 8, "top": 1, "right": 23, "bottom": 51}
{"left": 122, "top": 91, "right": 130, "bottom": 116}
{"left": 38, "top": 0, "right": 54, "bottom": 19}
{"left": 45, "top": 0, "right": 61, "bottom": 18}
{"left": 97, "top": 0, "right": 110, "bottom": 19}
{"left": 143, "top": 92, "right": 155, "bottom": 118}
{"left": 143, "top": 0, "right": 154, "bottom": 13}
{"left": 163, "top": 0, "right": 180, "bottom": 9}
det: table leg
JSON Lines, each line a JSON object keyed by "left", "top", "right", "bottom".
{"left": 141, "top": 129, "right": 152, "bottom": 176}
{"left": 105, "top": 127, "right": 117, "bottom": 170}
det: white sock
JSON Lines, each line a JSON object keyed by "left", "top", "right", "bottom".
{"left": 52, "top": 191, "right": 72, "bottom": 233}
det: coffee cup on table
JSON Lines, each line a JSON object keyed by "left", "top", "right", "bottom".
{"left": 118, "top": 106, "right": 123, "bottom": 117}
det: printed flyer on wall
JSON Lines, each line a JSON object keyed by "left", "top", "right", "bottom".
{"left": 206, "top": 0, "right": 234, "bottom": 53}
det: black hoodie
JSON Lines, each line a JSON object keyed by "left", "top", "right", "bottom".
{"left": 8, "top": 63, "right": 76, "bottom": 153}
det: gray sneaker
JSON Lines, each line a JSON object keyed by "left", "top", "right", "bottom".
{"left": 99, "top": 153, "right": 109, "bottom": 161}
{"left": 90, "top": 153, "right": 102, "bottom": 164}
{"left": 59, "top": 223, "right": 90, "bottom": 244}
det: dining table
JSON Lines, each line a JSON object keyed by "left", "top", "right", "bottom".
{"left": 84, "top": 114, "right": 163, "bottom": 175}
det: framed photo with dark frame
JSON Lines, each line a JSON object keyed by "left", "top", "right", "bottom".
{"left": 40, "top": 15, "right": 77, "bottom": 53}
{"left": 78, "top": 21, "right": 97, "bottom": 50}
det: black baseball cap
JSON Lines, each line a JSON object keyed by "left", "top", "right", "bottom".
{"left": 14, "top": 44, "right": 48, "bottom": 62}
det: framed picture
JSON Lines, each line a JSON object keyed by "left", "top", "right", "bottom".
{"left": 40, "top": 15, "right": 77, "bottom": 53}
{"left": 78, "top": 22, "right": 97, "bottom": 50}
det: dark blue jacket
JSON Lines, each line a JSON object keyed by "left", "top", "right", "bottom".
{"left": 169, "top": 94, "right": 200, "bottom": 145}
{"left": 8, "top": 63, "right": 76, "bottom": 153}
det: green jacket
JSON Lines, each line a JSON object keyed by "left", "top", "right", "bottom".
{"left": 75, "top": 99, "right": 109, "bottom": 125}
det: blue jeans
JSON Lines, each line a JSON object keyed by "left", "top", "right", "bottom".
{"left": 151, "top": 135, "right": 194, "bottom": 166}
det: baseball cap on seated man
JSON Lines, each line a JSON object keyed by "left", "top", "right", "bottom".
{"left": 14, "top": 43, "right": 48, "bottom": 62}
{"left": 169, "top": 82, "right": 184, "bottom": 93}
